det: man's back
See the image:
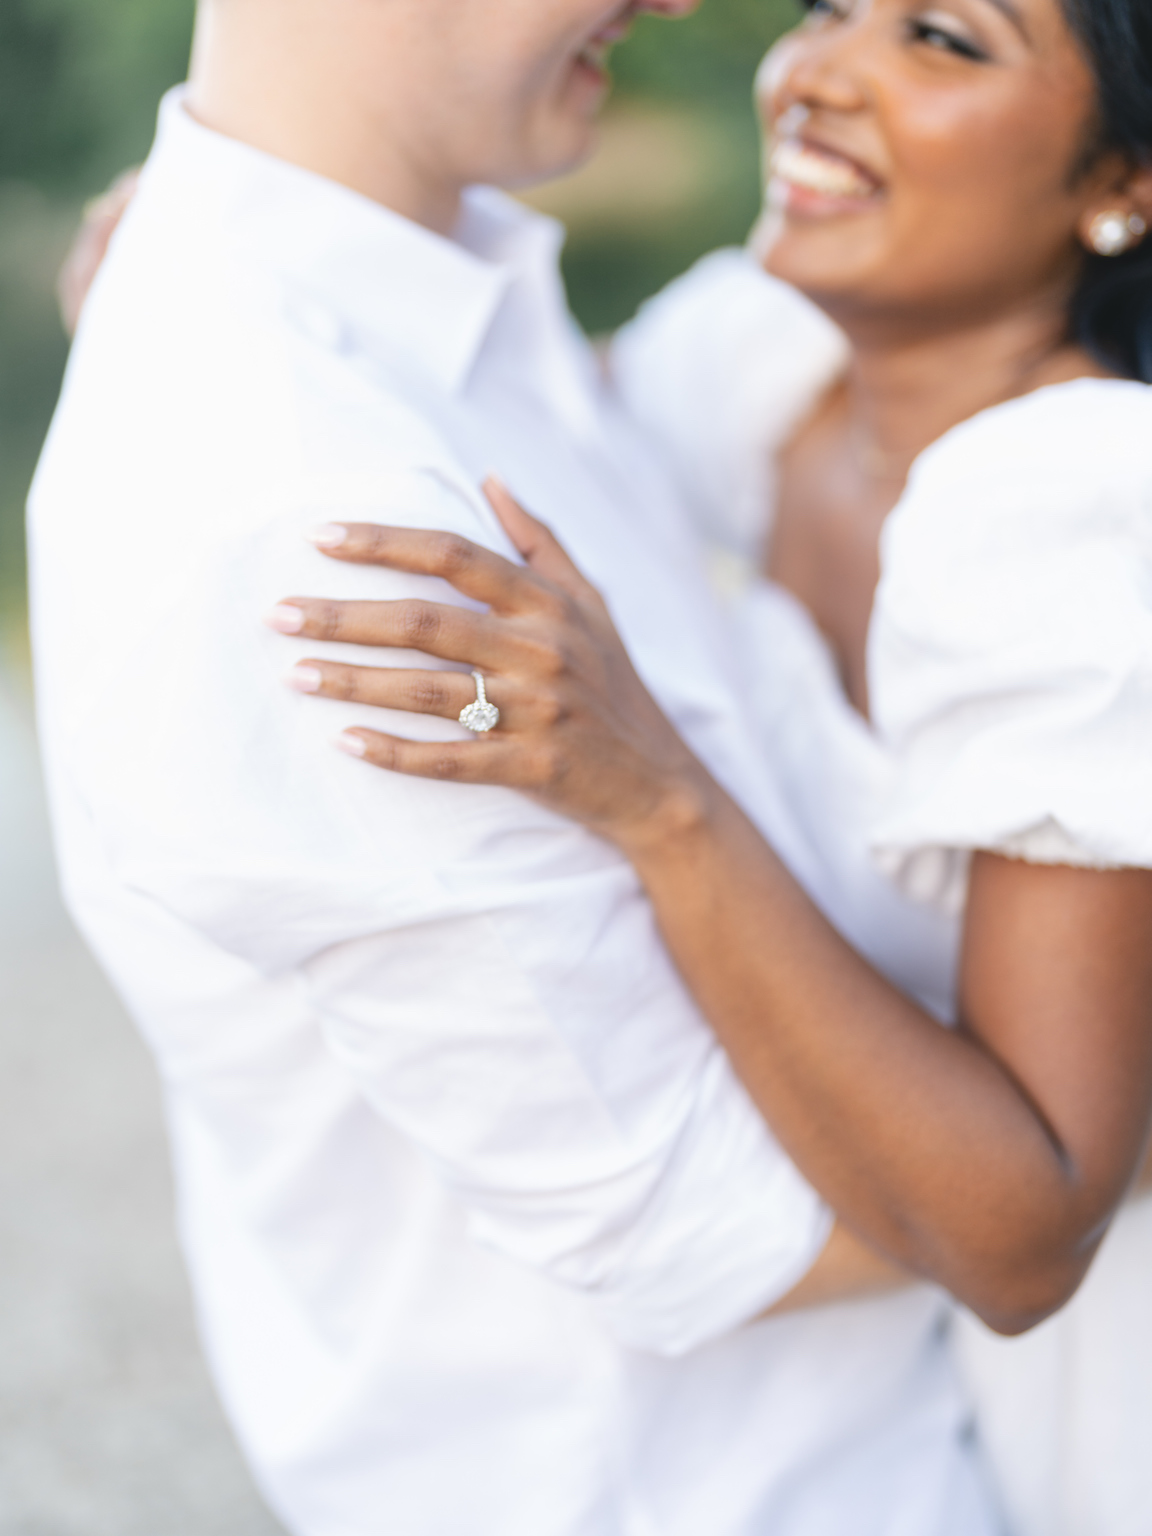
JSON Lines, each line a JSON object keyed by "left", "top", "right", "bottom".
{"left": 30, "top": 96, "right": 994, "bottom": 1536}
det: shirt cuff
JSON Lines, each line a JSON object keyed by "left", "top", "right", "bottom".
{"left": 550, "top": 1050, "right": 831, "bottom": 1357}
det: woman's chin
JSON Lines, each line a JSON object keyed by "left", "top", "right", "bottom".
{"left": 757, "top": 216, "right": 883, "bottom": 309}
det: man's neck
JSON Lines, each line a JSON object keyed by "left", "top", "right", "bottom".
{"left": 187, "top": 3, "right": 463, "bottom": 237}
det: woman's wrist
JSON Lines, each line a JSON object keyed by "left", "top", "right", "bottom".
{"left": 611, "top": 759, "right": 720, "bottom": 868}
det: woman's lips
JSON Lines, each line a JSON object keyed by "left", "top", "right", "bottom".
{"left": 768, "top": 139, "right": 883, "bottom": 206}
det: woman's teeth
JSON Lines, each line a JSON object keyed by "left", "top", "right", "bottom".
{"left": 770, "top": 140, "right": 877, "bottom": 199}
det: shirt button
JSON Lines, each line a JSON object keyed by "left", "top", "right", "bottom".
{"left": 284, "top": 295, "right": 348, "bottom": 353}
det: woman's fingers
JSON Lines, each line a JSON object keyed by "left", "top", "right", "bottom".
{"left": 335, "top": 728, "right": 541, "bottom": 788}
{"left": 304, "top": 484, "right": 607, "bottom": 619}
{"left": 264, "top": 595, "right": 507, "bottom": 667}
{"left": 480, "top": 476, "right": 542, "bottom": 559}
{"left": 286, "top": 660, "right": 519, "bottom": 725}
{"left": 306, "top": 522, "right": 550, "bottom": 615}
{"left": 482, "top": 477, "right": 603, "bottom": 607}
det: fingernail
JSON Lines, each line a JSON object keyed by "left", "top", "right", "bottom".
{"left": 285, "top": 665, "right": 322, "bottom": 694}
{"left": 263, "top": 604, "right": 305, "bottom": 634}
{"left": 335, "top": 732, "right": 367, "bottom": 758}
{"left": 307, "top": 523, "right": 348, "bottom": 549}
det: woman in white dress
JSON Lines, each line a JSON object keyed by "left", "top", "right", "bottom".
{"left": 270, "top": 0, "right": 1152, "bottom": 1529}
{"left": 611, "top": 256, "right": 1152, "bottom": 1536}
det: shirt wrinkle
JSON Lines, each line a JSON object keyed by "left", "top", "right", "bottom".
{"left": 29, "top": 89, "right": 993, "bottom": 1536}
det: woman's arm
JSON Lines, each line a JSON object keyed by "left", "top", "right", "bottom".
{"left": 274, "top": 496, "right": 1152, "bottom": 1334}
{"left": 762, "top": 1222, "right": 910, "bottom": 1316}
{"left": 766, "top": 1144, "right": 1152, "bottom": 1312}
{"left": 618, "top": 776, "right": 1152, "bottom": 1334}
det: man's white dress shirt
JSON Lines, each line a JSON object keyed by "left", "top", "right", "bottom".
{"left": 29, "top": 93, "right": 996, "bottom": 1536}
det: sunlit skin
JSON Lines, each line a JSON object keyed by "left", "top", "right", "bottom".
{"left": 188, "top": 0, "right": 697, "bottom": 236}
{"left": 755, "top": 0, "right": 1152, "bottom": 715}
{"left": 266, "top": 0, "right": 1152, "bottom": 1328}
{"left": 759, "top": 0, "right": 1109, "bottom": 337}
{"left": 58, "top": 0, "right": 697, "bottom": 328}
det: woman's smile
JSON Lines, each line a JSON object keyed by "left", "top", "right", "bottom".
{"left": 753, "top": 0, "right": 1105, "bottom": 324}
{"left": 769, "top": 136, "right": 885, "bottom": 216}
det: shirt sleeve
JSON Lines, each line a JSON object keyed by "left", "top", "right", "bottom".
{"left": 71, "top": 460, "right": 830, "bottom": 1357}
{"left": 611, "top": 248, "right": 848, "bottom": 560}
{"left": 868, "top": 381, "right": 1152, "bottom": 916}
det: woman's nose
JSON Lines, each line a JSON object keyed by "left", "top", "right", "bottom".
{"left": 759, "top": 14, "right": 872, "bottom": 125}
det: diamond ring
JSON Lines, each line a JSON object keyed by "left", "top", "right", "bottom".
{"left": 459, "top": 670, "right": 500, "bottom": 733}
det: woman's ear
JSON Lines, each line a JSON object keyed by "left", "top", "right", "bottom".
{"left": 1078, "top": 159, "right": 1152, "bottom": 256}
{"left": 1127, "top": 159, "right": 1152, "bottom": 241}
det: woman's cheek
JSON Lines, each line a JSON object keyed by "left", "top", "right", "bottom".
{"left": 755, "top": 35, "right": 809, "bottom": 131}
{"left": 885, "top": 83, "right": 1050, "bottom": 199}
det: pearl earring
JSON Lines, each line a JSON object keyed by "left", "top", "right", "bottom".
{"left": 1088, "top": 210, "right": 1148, "bottom": 257}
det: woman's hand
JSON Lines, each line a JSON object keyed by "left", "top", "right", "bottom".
{"left": 57, "top": 169, "right": 140, "bottom": 337}
{"left": 269, "top": 479, "right": 708, "bottom": 851}
{"left": 266, "top": 486, "right": 1152, "bottom": 1337}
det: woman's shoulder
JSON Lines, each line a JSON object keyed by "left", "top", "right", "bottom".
{"left": 611, "top": 249, "right": 848, "bottom": 557}
{"left": 879, "top": 378, "right": 1152, "bottom": 613}
{"left": 614, "top": 247, "right": 843, "bottom": 357}
{"left": 868, "top": 378, "right": 1152, "bottom": 909}
{"left": 903, "top": 378, "right": 1152, "bottom": 518}
{"left": 921, "top": 373, "right": 1150, "bottom": 464}
{"left": 613, "top": 248, "right": 848, "bottom": 454}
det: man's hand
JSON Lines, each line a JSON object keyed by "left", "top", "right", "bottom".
{"left": 57, "top": 169, "right": 140, "bottom": 337}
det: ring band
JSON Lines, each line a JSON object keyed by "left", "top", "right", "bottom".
{"left": 459, "top": 670, "right": 500, "bottom": 733}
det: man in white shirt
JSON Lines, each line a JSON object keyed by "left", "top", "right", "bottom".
{"left": 29, "top": 1, "right": 998, "bottom": 1532}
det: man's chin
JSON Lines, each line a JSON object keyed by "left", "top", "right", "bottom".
{"left": 496, "top": 120, "right": 602, "bottom": 195}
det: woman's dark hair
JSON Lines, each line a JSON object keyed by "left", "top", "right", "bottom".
{"left": 1061, "top": 0, "right": 1152, "bottom": 382}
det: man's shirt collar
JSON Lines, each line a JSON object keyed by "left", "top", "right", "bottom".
{"left": 147, "top": 88, "right": 567, "bottom": 395}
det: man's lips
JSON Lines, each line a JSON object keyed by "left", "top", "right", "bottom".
{"left": 769, "top": 138, "right": 883, "bottom": 201}
{"left": 576, "top": 7, "right": 636, "bottom": 74}
{"left": 576, "top": 41, "right": 612, "bottom": 74}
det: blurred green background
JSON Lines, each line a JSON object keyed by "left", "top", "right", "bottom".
{"left": 0, "top": 0, "right": 799, "bottom": 657}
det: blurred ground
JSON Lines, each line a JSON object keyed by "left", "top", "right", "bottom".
{"left": 0, "top": 665, "right": 284, "bottom": 1536}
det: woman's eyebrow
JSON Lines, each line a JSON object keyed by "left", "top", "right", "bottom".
{"left": 973, "top": 0, "right": 1031, "bottom": 41}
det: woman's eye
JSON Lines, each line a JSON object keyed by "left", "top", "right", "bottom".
{"left": 798, "top": 0, "right": 848, "bottom": 19}
{"left": 908, "top": 17, "right": 988, "bottom": 59}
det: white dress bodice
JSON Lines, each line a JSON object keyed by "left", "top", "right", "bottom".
{"left": 614, "top": 248, "right": 1152, "bottom": 1536}
{"left": 739, "top": 578, "right": 962, "bottom": 1020}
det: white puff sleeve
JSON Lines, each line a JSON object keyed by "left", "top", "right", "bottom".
{"left": 868, "top": 380, "right": 1152, "bottom": 915}
{"left": 611, "top": 248, "right": 848, "bottom": 559}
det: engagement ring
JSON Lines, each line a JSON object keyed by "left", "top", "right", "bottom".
{"left": 459, "top": 671, "right": 500, "bottom": 733}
